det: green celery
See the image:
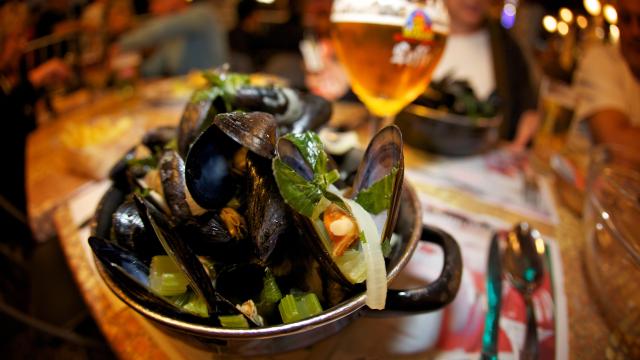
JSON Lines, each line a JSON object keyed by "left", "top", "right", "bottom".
{"left": 218, "top": 314, "right": 249, "bottom": 329}
{"left": 278, "top": 293, "right": 323, "bottom": 324}
{"left": 149, "top": 256, "right": 189, "bottom": 296}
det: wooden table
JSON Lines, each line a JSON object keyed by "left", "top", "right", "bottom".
{"left": 28, "top": 89, "right": 611, "bottom": 359}
{"left": 26, "top": 86, "right": 184, "bottom": 241}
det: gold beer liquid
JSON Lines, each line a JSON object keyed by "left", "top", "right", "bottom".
{"left": 332, "top": 20, "right": 447, "bottom": 117}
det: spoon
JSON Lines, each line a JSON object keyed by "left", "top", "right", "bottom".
{"left": 502, "top": 222, "right": 546, "bottom": 360}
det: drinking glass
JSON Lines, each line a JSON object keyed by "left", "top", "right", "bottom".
{"left": 330, "top": 0, "right": 449, "bottom": 136}
{"left": 583, "top": 144, "right": 640, "bottom": 358}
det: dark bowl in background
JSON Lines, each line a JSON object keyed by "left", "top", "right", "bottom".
{"left": 395, "top": 104, "right": 502, "bottom": 157}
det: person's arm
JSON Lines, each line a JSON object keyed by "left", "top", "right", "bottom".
{"left": 118, "top": 7, "right": 207, "bottom": 52}
{"left": 588, "top": 110, "right": 640, "bottom": 151}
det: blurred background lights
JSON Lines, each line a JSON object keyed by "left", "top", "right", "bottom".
{"left": 584, "top": 0, "right": 602, "bottom": 16}
{"left": 577, "top": 15, "right": 589, "bottom": 29}
{"left": 500, "top": 0, "right": 518, "bottom": 29}
{"left": 543, "top": 15, "right": 558, "bottom": 33}
{"left": 557, "top": 21, "right": 570, "bottom": 36}
{"left": 610, "top": 24, "right": 620, "bottom": 42}
{"left": 559, "top": 8, "right": 573, "bottom": 23}
{"left": 595, "top": 26, "right": 605, "bottom": 39}
{"left": 603, "top": 4, "right": 618, "bottom": 24}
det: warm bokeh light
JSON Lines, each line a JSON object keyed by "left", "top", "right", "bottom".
{"left": 559, "top": 8, "right": 573, "bottom": 23}
{"left": 603, "top": 4, "right": 618, "bottom": 24}
{"left": 543, "top": 15, "right": 558, "bottom": 33}
{"left": 584, "top": 0, "right": 602, "bottom": 16}
{"left": 557, "top": 21, "right": 570, "bottom": 36}
{"left": 610, "top": 24, "right": 620, "bottom": 42}
{"left": 595, "top": 26, "right": 605, "bottom": 39}
{"left": 257, "top": 0, "right": 275, "bottom": 4}
{"left": 504, "top": 3, "right": 517, "bottom": 16}
{"left": 577, "top": 15, "right": 589, "bottom": 29}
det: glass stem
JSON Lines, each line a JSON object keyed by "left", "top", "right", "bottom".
{"left": 368, "top": 114, "right": 394, "bottom": 137}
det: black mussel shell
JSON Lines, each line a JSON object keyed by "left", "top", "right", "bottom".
{"left": 177, "top": 95, "right": 214, "bottom": 157}
{"left": 215, "top": 263, "right": 265, "bottom": 306}
{"left": 133, "top": 195, "right": 231, "bottom": 315}
{"left": 288, "top": 93, "right": 332, "bottom": 134}
{"left": 349, "top": 125, "right": 404, "bottom": 244}
{"left": 89, "top": 236, "right": 216, "bottom": 323}
{"left": 246, "top": 152, "right": 292, "bottom": 264}
{"left": 174, "top": 211, "right": 250, "bottom": 263}
{"left": 213, "top": 112, "right": 277, "bottom": 159}
{"left": 185, "top": 124, "right": 239, "bottom": 210}
{"left": 232, "top": 86, "right": 289, "bottom": 115}
{"left": 158, "top": 150, "right": 192, "bottom": 221}
{"left": 142, "top": 126, "right": 177, "bottom": 151}
{"left": 89, "top": 235, "right": 150, "bottom": 286}
{"left": 112, "top": 198, "right": 164, "bottom": 264}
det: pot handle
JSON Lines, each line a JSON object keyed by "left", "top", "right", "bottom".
{"left": 368, "top": 225, "right": 462, "bottom": 316}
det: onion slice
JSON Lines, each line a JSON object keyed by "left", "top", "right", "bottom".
{"left": 344, "top": 198, "right": 387, "bottom": 310}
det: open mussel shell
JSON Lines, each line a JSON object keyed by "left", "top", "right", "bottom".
{"left": 89, "top": 236, "right": 216, "bottom": 323}
{"left": 112, "top": 198, "right": 164, "bottom": 264}
{"left": 133, "top": 195, "right": 235, "bottom": 316}
{"left": 159, "top": 149, "right": 200, "bottom": 221}
{"left": 213, "top": 112, "right": 277, "bottom": 159}
{"left": 349, "top": 125, "right": 404, "bottom": 244}
{"left": 177, "top": 93, "right": 215, "bottom": 157}
{"left": 185, "top": 124, "right": 239, "bottom": 210}
{"left": 246, "top": 152, "right": 292, "bottom": 264}
{"left": 274, "top": 126, "right": 405, "bottom": 289}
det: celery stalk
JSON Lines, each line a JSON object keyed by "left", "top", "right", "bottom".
{"left": 149, "top": 256, "right": 189, "bottom": 296}
{"left": 278, "top": 292, "right": 323, "bottom": 324}
{"left": 218, "top": 314, "right": 249, "bottom": 329}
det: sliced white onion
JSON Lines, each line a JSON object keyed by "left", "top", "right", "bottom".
{"left": 344, "top": 198, "right": 387, "bottom": 310}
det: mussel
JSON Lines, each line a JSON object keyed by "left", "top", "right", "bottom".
{"left": 272, "top": 126, "right": 404, "bottom": 309}
{"left": 185, "top": 112, "right": 277, "bottom": 210}
{"left": 112, "top": 198, "right": 164, "bottom": 264}
{"left": 232, "top": 86, "right": 332, "bottom": 134}
{"left": 246, "top": 151, "right": 292, "bottom": 264}
{"left": 177, "top": 91, "right": 217, "bottom": 157}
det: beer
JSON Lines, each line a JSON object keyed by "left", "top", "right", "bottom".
{"left": 332, "top": 16, "right": 447, "bottom": 117}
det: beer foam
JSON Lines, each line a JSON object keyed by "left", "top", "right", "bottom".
{"left": 331, "top": 13, "right": 405, "bottom": 26}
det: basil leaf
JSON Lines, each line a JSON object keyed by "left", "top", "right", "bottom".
{"left": 272, "top": 158, "right": 324, "bottom": 218}
{"left": 281, "top": 132, "right": 327, "bottom": 177}
{"left": 354, "top": 167, "right": 398, "bottom": 215}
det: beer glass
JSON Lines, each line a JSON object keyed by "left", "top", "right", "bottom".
{"left": 331, "top": 0, "right": 449, "bottom": 135}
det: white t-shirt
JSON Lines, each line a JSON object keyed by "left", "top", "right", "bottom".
{"left": 568, "top": 44, "right": 640, "bottom": 148}
{"left": 574, "top": 44, "right": 640, "bottom": 125}
{"left": 431, "top": 29, "right": 496, "bottom": 100}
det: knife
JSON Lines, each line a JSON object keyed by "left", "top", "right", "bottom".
{"left": 481, "top": 232, "right": 503, "bottom": 360}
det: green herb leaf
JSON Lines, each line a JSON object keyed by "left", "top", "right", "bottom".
{"left": 354, "top": 167, "right": 399, "bottom": 214}
{"left": 273, "top": 158, "right": 324, "bottom": 218}
{"left": 280, "top": 132, "right": 327, "bottom": 178}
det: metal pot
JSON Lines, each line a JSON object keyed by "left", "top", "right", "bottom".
{"left": 91, "top": 182, "right": 462, "bottom": 355}
{"left": 396, "top": 104, "right": 501, "bottom": 156}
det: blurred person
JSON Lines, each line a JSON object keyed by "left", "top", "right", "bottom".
{"left": 0, "top": 28, "right": 71, "bottom": 252}
{"left": 301, "top": 0, "right": 351, "bottom": 100}
{"left": 111, "top": 0, "right": 229, "bottom": 77}
{"left": 431, "top": 0, "right": 539, "bottom": 150}
{"left": 570, "top": 0, "right": 640, "bottom": 152}
{"left": 81, "top": 0, "right": 135, "bottom": 64}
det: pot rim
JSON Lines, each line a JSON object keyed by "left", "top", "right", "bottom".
{"left": 91, "top": 182, "right": 423, "bottom": 339}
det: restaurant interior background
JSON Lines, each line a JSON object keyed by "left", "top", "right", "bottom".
{"left": 0, "top": 0, "right": 637, "bottom": 359}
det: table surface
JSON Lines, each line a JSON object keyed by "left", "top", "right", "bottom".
{"left": 28, "top": 84, "right": 611, "bottom": 359}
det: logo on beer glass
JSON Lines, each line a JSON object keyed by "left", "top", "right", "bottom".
{"left": 390, "top": 9, "right": 434, "bottom": 67}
